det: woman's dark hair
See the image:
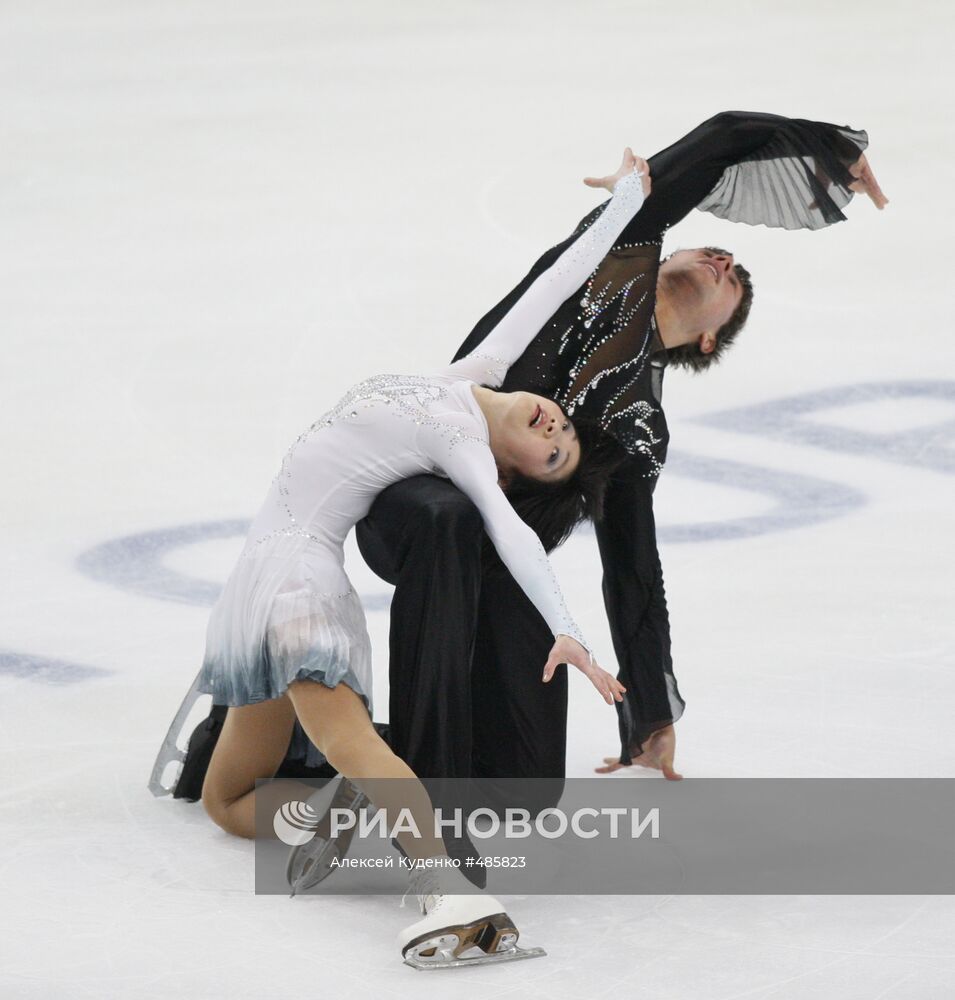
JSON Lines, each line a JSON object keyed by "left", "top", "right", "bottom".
{"left": 498, "top": 409, "right": 629, "bottom": 554}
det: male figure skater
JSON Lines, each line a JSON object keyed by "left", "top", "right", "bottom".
{"left": 354, "top": 111, "right": 887, "bottom": 789}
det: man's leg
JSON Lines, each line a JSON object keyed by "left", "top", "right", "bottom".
{"left": 471, "top": 558, "right": 568, "bottom": 813}
{"left": 356, "top": 475, "right": 484, "bottom": 780}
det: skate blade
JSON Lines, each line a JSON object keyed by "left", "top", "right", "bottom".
{"left": 287, "top": 836, "right": 340, "bottom": 897}
{"left": 402, "top": 914, "right": 545, "bottom": 971}
{"left": 286, "top": 785, "right": 368, "bottom": 896}
{"left": 147, "top": 671, "right": 205, "bottom": 798}
{"left": 403, "top": 942, "right": 546, "bottom": 971}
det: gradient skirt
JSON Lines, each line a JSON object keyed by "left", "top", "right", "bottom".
{"left": 197, "top": 534, "right": 373, "bottom": 716}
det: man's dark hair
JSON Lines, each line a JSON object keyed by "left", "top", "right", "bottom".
{"left": 666, "top": 246, "right": 754, "bottom": 373}
{"left": 499, "top": 412, "right": 629, "bottom": 554}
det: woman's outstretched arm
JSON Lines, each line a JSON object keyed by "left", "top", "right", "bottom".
{"left": 439, "top": 437, "right": 625, "bottom": 706}
{"left": 441, "top": 153, "right": 650, "bottom": 387}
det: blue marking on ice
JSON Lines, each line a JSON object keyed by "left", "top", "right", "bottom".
{"left": 75, "top": 519, "right": 249, "bottom": 607}
{"left": 704, "top": 380, "right": 955, "bottom": 474}
{"left": 0, "top": 650, "right": 112, "bottom": 684}
{"left": 659, "top": 451, "right": 865, "bottom": 543}
{"left": 74, "top": 519, "right": 394, "bottom": 610}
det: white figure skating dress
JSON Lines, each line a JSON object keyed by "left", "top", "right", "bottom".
{"left": 197, "top": 170, "right": 645, "bottom": 711}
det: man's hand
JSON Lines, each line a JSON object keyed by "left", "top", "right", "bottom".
{"left": 848, "top": 153, "right": 888, "bottom": 209}
{"left": 595, "top": 724, "right": 683, "bottom": 780}
{"left": 583, "top": 147, "right": 652, "bottom": 199}
{"left": 542, "top": 634, "right": 626, "bottom": 706}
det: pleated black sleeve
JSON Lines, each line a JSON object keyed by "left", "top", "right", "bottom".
{"left": 618, "top": 109, "right": 869, "bottom": 241}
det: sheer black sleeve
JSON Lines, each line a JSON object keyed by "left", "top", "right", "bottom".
{"left": 615, "top": 110, "right": 870, "bottom": 241}
{"left": 517, "top": 112, "right": 869, "bottom": 305}
{"left": 595, "top": 457, "right": 684, "bottom": 762}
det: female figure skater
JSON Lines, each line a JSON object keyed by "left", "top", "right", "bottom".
{"left": 197, "top": 152, "right": 650, "bottom": 968}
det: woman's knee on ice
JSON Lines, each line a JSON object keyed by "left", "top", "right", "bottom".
{"left": 201, "top": 783, "right": 248, "bottom": 838}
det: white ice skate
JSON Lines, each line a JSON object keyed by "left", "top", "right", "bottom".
{"left": 286, "top": 777, "right": 368, "bottom": 896}
{"left": 397, "top": 866, "right": 545, "bottom": 970}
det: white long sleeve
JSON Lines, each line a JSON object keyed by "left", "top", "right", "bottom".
{"left": 438, "top": 435, "right": 590, "bottom": 653}
{"left": 442, "top": 169, "right": 646, "bottom": 386}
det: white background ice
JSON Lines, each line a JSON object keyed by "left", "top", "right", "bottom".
{"left": 2, "top": 1, "right": 954, "bottom": 996}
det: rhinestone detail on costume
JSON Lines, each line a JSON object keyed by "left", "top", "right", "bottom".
{"left": 271, "top": 374, "right": 489, "bottom": 528}
{"left": 549, "top": 238, "right": 664, "bottom": 476}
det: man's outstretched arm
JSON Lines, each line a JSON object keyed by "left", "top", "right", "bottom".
{"left": 615, "top": 109, "right": 880, "bottom": 242}
{"left": 453, "top": 111, "right": 881, "bottom": 362}
{"left": 593, "top": 458, "right": 684, "bottom": 777}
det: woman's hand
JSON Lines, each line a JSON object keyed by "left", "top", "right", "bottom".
{"left": 542, "top": 634, "right": 626, "bottom": 706}
{"left": 583, "top": 147, "right": 652, "bottom": 199}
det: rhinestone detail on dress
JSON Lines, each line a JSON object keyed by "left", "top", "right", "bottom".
{"left": 270, "top": 373, "right": 489, "bottom": 527}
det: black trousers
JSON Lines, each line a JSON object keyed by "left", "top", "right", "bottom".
{"left": 356, "top": 474, "right": 568, "bottom": 804}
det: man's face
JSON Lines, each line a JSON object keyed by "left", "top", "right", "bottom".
{"left": 659, "top": 248, "right": 744, "bottom": 347}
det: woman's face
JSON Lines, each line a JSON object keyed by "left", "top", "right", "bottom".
{"left": 492, "top": 391, "right": 580, "bottom": 483}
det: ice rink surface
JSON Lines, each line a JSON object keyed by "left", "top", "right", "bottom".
{"left": 3, "top": 1, "right": 954, "bottom": 996}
